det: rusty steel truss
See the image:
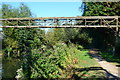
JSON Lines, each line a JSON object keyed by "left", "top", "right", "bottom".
{"left": 0, "top": 16, "right": 120, "bottom": 28}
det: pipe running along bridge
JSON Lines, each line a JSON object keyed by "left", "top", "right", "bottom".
{"left": 0, "top": 16, "right": 120, "bottom": 28}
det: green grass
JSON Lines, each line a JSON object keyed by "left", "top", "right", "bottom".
{"left": 66, "top": 47, "right": 100, "bottom": 68}
{"left": 60, "top": 47, "right": 105, "bottom": 79}
{"left": 71, "top": 50, "right": 100, "bottom": 68}
{"left": 100, "top": 52, "right": 120, "bottom": 63}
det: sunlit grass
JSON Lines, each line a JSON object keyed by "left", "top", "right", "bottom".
{"left": 61, "top": 47, "right": 105, "bottom": 79}
{"left": 67, "top": 48, "right": 100, "bottom": 68}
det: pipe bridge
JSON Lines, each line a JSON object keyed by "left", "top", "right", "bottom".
{"left": 0, "top": 16, "right": 120, "bottom": 28}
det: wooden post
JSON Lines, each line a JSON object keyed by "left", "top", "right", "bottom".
{"left": 100, "top": 18, "right": 102, "bottom": 26}
{"left": 113, "top": 17, "right": 119, "bottom": 56}
{"left": 17, "top": 20, "right": 19, "bottom": 26}
{"left": 113, "top": 27, "right": 118, "bottom": 56}
{"left": 29, "top": 19, "right": 31, "bottom": 27}
{"left": 85, "top": 19, "right": 86, "bottom": 27}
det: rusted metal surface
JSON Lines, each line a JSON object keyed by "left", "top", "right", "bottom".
{"left": 0, "top": 16, "right": 120, "bottom": 28}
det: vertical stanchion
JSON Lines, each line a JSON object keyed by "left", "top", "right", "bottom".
{"left": 85, "top": 18, "right": 86, "bottom": 27}
{"left": 113, "top": 17, "right": 119, "bottom": 56}
{"left": 100, "top": 18, "right": 102, "bottom": 26}
{"left": 17, "top": 19, "right": 19, "bottom": 27}
{"left": 29, "top": 19, "right": 31, "bottom": 28}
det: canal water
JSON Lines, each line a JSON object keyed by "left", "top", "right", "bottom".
{"left": 0, "top": 53, "right": 2, "bottom": 80}
{"left": 2, "top": 57, "right": 21, "bottom": 79}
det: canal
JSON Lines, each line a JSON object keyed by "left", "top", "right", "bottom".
{"left": 2, "top": 57, "right": 21, "bottom": 79}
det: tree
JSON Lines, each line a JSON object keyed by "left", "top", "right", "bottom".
{"left": 19, "top": 3, "right": 32, "bottom": 17}
{"left": 44, "top": 28, "right": 92, "bottom": 48}
{"left": 82, "top": 2, "right": 120, "bottom": 16}
{"left": 2, "top": 3, "right": 38, "bottom": 57}
{"left": 2, "top": 3, "right": 46, "bottom": 79}
{"left": 80, "top": 2, "right": 120, "bottom": 55}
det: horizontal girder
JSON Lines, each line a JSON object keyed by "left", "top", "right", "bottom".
{"left": 0, "top": 16, "right": 120, "bottom": 28}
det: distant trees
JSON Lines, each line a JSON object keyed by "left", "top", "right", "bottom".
{"left": 2, "top": 3, "right": 32, "bottom": 18}
{"left": 44, "top": 28, "right": 92, "bottom": 48}
{"left": 80, "top": 2, "right": 120, "bottom": 56}
{"left": 64, "top": 28, "right": 92, "bottom": 47}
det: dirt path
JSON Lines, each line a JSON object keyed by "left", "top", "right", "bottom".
{"left": 89, "top": 49, "right": 120, "bottom": 80}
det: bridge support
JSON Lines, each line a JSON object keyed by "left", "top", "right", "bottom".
{"left": 0, "top": 16, "right": 119, "bottom": 28}
{"left": 113, "top": 27, "right": 119, "bottom": 56}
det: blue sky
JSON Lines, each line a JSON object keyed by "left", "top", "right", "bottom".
{"left": 2, "top": 2, "right": 83, "bottom": 31}
{"left": 3, "top": 2, "right": 83, "bottom": 17}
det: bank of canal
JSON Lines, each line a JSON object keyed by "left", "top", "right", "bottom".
{"left": 2, "top": 57, "right": 21, "bottom": 79}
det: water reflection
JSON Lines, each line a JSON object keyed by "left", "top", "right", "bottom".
{"left": 2, "top": 57, "right": 21, "bottom": 79}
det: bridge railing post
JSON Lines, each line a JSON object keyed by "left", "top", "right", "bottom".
{"left": 113, "top": 16, "right": 119, "bottom": 56}
{"left": 100, "top": 18, "right": 102, "bottom": 26}
{"left": 85, "top": 18, "right": 86, "bottom": 27}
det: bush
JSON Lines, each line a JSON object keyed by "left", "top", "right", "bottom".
{"left": 77, "top": 45, "right": 84, "bottom": 50}
{"left": 17, "top": 43, "right": 69, "bottom": 79}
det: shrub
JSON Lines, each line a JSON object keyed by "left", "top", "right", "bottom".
{"left": 77, "top": 45, "right": 84, "bottom": 50}
{"left": 16, "top": 43, "right": 69, "bottom": 79}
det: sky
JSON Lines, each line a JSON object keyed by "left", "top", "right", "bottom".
{"left": 3, "top": 2, "right": 83, "bottom": 17}
{"left": 2, "top": 2, "right": 83, "bottom": 31}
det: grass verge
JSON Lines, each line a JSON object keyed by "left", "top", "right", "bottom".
{"left": 60, "top": 47, "right": 105, "bottom": 79}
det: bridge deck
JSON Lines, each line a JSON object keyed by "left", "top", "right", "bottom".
{"left": 0, "top": 16, "right": 120, "bottom": 28}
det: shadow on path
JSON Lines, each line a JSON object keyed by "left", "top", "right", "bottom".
{"left": 87, "top": 49, "right": 120, "bottom": 80}
{"left": 71, "top": 67, "right": 120, "bottom": 80}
